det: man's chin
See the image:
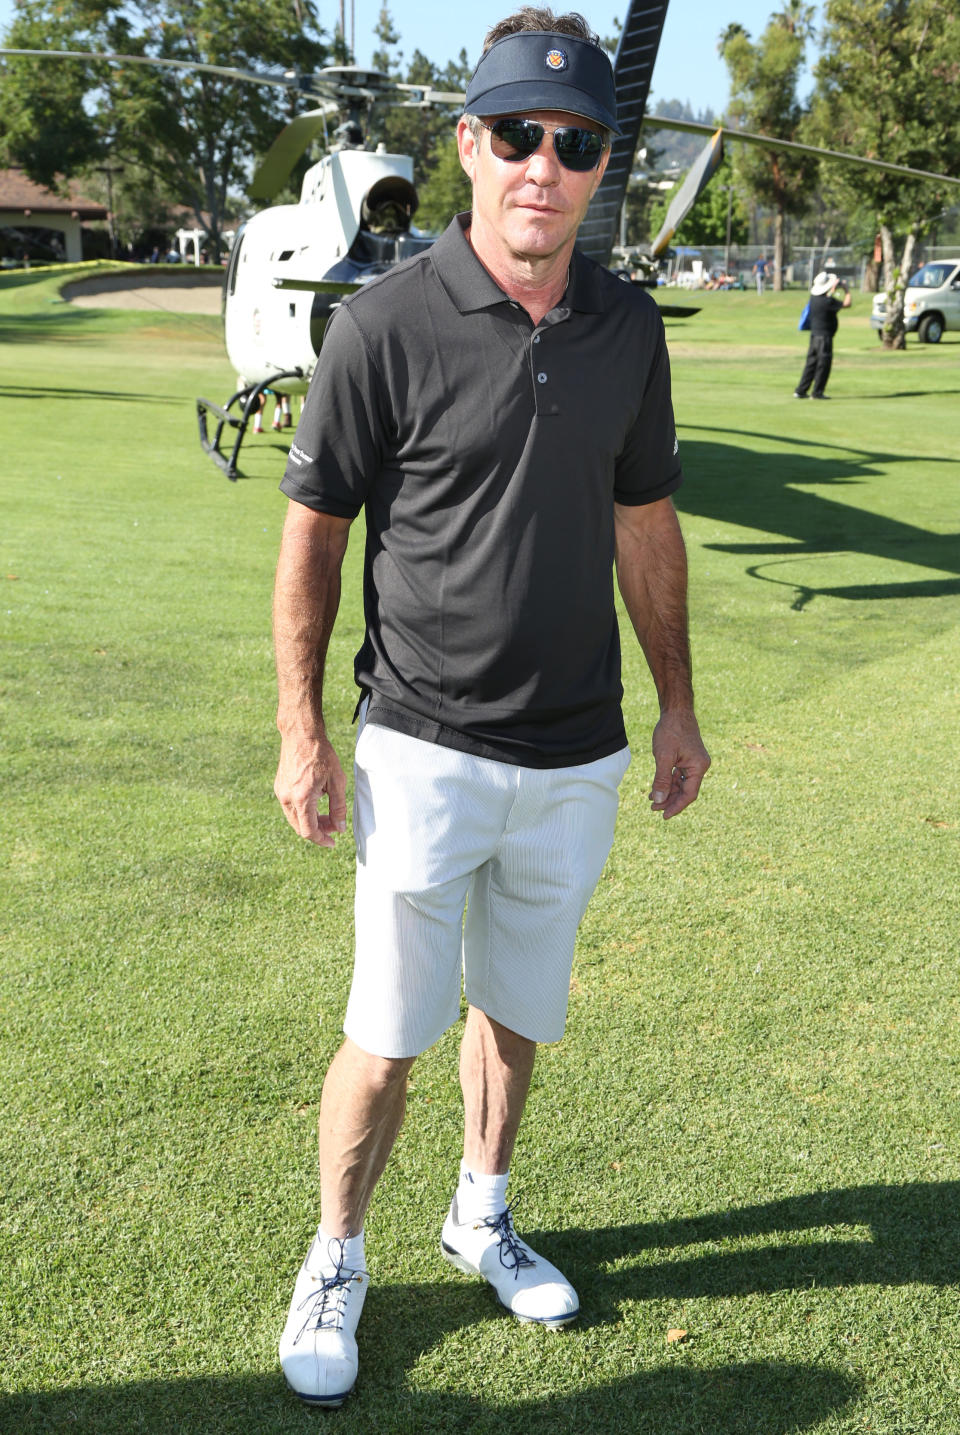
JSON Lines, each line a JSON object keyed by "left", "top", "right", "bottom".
{"left": 506, "top": 216, "right": 573, "bottom": 260}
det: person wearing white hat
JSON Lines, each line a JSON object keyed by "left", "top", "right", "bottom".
{"left": 794, "top": 270, "right": 852, "bottom": 399}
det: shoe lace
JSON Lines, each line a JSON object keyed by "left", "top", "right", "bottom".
{"left": 293, "top": 1239, "right": 361, "bottom": 1344}
{"left": 482, "top": 1201, "right": 536, "bottom": 1281}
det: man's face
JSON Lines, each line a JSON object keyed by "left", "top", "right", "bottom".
{"left": 457, "top": 109, "right": 610, "bottom": 264}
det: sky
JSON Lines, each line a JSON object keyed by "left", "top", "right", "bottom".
{"left": 0, "top": 0, "right": 822, "bottom": 119}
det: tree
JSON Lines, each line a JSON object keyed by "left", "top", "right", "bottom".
{"left": 0, "top": 0, "right": 330, "bottom": 255}
{"left": 813, "top": 0, "right": 960, "bottom": 347}
{"left": 771, "top": 0, "right": 815, "bottom": 37}
{"left": 370, "top": 3, "right": 401, "bottom": 76}
{"left": 719, "top": 12, "right": 818, "bottom": 289}
{"left": 415, "top": 133, "right": 472, "bottom": 232}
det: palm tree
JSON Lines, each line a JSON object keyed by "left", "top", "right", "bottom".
{"left": 772, "top": 0, "right": 815, "bottom": 39}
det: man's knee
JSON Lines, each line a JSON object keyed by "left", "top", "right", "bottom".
{"left": 336, "top": 1036, "right": 416, "bottom": 1095}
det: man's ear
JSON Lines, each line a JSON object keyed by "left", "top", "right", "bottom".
{"left": 457, "top": 118, "right": 478, "bottom": 181}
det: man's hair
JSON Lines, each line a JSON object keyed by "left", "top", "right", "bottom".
{"left": 465, "top": 9, "right": 606, "bottom": 144}
{"left": 482, "top": 8, "right": 601, "bottom": 52}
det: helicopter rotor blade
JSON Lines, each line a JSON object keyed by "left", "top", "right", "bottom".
{"left": 648, "top": 127, "right": 724, "bottom": 257}
{"left": 391, "top": 83, "right": 465, "bottom": 107}
{"left": 645, "top": 113, "right": 960, "bottom": 188}
{"left": 0, "top": 46, "right": 300, "bottom": 94}
{"left": 250, "top": 105, "right": 339, "bottom": 200}
{"left": 576, "top": 0, "right": 670, "bottom": 265}
{"left": 297, "top": 69, "right": 464, "bottom": 107}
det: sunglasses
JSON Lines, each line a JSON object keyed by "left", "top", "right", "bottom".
{"left": 480, "top": 117, "right": 607, "bottom": 172}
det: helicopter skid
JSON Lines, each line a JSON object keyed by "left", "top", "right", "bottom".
{"left": 197, "top": 371, "right": 303, "bottom": 481}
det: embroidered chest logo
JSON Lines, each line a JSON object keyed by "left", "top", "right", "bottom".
{"left": 545, "top": 48, "right": 568, "bottom": 71}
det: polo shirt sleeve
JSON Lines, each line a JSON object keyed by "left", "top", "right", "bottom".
{"left": 613, "top": 315, "right": 683, "bottom": 506}
{"left": 279, "top": 305, "right": 391, "bottom": 518}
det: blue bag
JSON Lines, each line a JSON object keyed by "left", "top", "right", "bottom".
{"left": 798, "top": 301, "right": 811, "bottom": 331}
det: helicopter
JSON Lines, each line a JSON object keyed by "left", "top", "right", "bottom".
{"left": 4, "top": 0, "right": 958, "bottom": 478}
{"left": 209, "top": 64, "right": 466, "bottom": 477}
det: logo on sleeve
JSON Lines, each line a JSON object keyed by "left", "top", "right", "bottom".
{"left": 673, "top": 435, "right": 679, "bottom": 455}
{"left": 545, "top": 47, "right": 568, "bottom": 71}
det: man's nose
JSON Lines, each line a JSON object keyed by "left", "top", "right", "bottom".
{"left": 522, "top": 137, "right": 561, "bottom": 185}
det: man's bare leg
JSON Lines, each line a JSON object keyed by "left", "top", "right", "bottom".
{"left": 318, "top": 1036, "right": 415, "bottom": 1237}
{"left": 459, "top": 1006, "right": 536, "bottom": 1173}
{"left": 443, "top": 1004, "right": 579, "bottom": 1325}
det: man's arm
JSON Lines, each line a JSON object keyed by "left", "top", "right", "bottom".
{"left": 273, "top": 500, "right": 353, "bottom": 847}
{"left": 614, "top": 496, "right": 710, "bottom": 819}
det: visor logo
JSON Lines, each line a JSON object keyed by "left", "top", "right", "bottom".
{"left": 545, "top": 47, "right": 568, "bottom": 70}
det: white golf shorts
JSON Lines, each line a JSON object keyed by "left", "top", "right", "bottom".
{"left": 343, "top": 719, "right": 630, "bottom": 1058}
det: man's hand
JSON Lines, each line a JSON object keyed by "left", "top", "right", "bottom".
{"left": 649, "top": 709, "right": 711, "bottom": 820}
{"left": 275, "top": 731, "right": 347, "bottom": 848}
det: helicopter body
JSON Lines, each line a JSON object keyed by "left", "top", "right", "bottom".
{"left": 224, "top": 144, "right": 430, "bottom": 394}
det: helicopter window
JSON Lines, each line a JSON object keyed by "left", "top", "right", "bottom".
{"left": 278, "top": 249, "right": 295, "bottom": 262}
{"left": 226, "top": 225, "right": 246, "bottom": 299}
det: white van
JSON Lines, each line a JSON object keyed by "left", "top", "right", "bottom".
{"left": 870, "top": 259, "right": 960, "bottom": 342}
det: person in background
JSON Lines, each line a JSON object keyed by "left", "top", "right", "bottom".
{"left": 794, "top": 270, "right": 852, "bottom": 400}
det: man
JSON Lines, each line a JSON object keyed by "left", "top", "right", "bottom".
{"left": 753, "top": 254, "right": 767, "bottom": 294}
{"left": 794, "top": 269, "right": 852, "bottom": 399}
{"left": 272, "top": 7, "right": 710, "bottom": 1408}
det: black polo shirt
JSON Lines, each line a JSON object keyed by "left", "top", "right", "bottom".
{"left": 281, "top": 214, "right": 682, "bottom": 767}
{"left": 809, "top": 291, "right": 844, "bottom": 336}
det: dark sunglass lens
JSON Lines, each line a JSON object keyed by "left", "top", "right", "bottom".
{"left": 554, "top": 127, "right": 604, "bottom": 171}
{"left": 490, "top": 119, "right": 543, "bottom": 160}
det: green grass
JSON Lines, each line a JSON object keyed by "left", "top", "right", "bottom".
{"left": 2, "top": 267, "right": 959, "bottom": 1434}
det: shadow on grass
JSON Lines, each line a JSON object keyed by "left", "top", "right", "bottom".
{"left": 0, "top": 306, "right": 111, "bottom": 344}
{"left": 856, "top": 388, "right": 960, "bottom": 399}
{"left": 557, "top": 1180, "right": 960, "bottom": 1318}
{"left": 0, "top": 383, "right": 183, "bottom": 405}
{"left": 0, "top": 1361, "right": 857, "bottom": 1435}
{"left": 677, "top": 431, "right": 960, "bottom": 605}
{"left": 7, "top": 1181, "right": 951, "bottom": 1433}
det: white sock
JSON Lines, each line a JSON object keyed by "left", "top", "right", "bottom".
{"left": 315, "top": 1226, "right": 366, "bottom": 1274}
{"left": 456, "top": 1158, "right": 509, "bottom": 1222}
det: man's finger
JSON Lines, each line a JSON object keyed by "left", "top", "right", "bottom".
{"left": 649, "top": 767, "right": 676, "bottom": 809}
{"left": 650, "top": 762, "right": 707, "bottom": 818}
{"left": 327, "top": 773, "right": 348, "bottom": 834}
{"left": 298, "top": 802, "right": 330, "bottom": 845}
{"left": 663, "top": 768, "right": 702, "bottom": 818}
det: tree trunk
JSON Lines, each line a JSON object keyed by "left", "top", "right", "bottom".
{"left": 882, "top": 230, "right": 916, "bottom": 351}
{"left": 879, "top": 225, "right": 896, "bottom": 293}
{"left": 773, "top": 204, "right": 784, "bottom": 291}
{"left": 819, "top": 233, "right": 832, "bottom": 276}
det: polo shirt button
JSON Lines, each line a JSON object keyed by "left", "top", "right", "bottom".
{"left": 537, "top": 372, "right": 548, "bottom": 384}
{"left": 533, "top": 334, "right": 541, "bottom": 343}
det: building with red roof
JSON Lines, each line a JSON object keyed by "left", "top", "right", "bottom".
{"left": 0, "top": 168, "right": 108, "bottom": 262}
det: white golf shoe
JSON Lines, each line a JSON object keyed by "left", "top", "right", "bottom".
{"left": 278, "top": 1231, "right": 368, "bottom": 1407}
{"left": 441, "top": 1197, "right": 579, "bottom": 1328}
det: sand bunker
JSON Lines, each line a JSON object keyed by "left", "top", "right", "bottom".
{"left": 63, "top": 270, "right": 223, "bottom": 314}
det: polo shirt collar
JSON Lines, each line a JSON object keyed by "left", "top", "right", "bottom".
{"left": 431, "top": 212, "right": 609, "bottom": 316}
{"left": 430, "top": 214, "right": 507, "bottom": 313}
